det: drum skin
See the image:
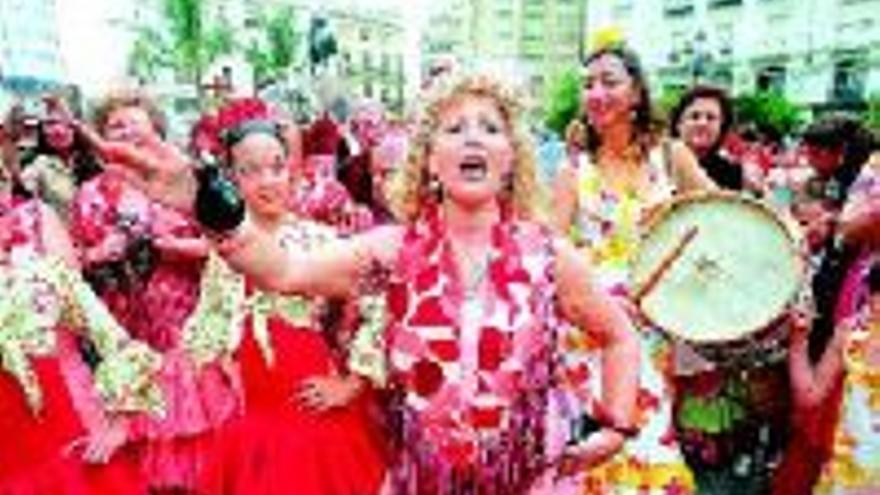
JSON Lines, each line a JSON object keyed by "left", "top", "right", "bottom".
{"left": 632, "top": 193, "right": 804, "bottom": 361}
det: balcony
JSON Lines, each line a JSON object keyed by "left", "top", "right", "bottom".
{"left": 709, "top": 0, "right": 742, "bottom": 8}
{"left": 664, "top": 0, "right": 695, "bottom": 16}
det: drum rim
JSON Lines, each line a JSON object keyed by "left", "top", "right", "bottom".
{"left": 632, "top": 191, "right": 806, "bottom": 345}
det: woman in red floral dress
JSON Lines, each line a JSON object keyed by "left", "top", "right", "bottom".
{"left": 0, "top": 194, "right": 152, "bottom": 495}
{"left": 104, "top": 72, "right": 642, "bottom": 494}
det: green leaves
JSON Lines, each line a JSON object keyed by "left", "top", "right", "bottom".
{"left": 126, "top": 0, "right": 303, "bottom": 101}
{"left": 244, "top": 5, "right": 301, "bottom": 90}
{"left": 543, "top": 68, "right": 581, "bottom": 136}
{"left": 865, "top": 93, "right": 880, "bottom": 132}
{"left": 734, "top": 90, "right": 805, "bottom": 139}
{"left": 127, "top": 0, "right": 233, "bottom": 98}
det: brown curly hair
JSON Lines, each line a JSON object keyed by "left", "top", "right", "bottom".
{"left": 390, "top": 72, "right": 545, "bottom": 223}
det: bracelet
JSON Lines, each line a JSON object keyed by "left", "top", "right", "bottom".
{"left": 601, "top": 421, "right": 639, "bottom": 439}
{"left": 591, "top": 404, "right": 640, "bottom": 438}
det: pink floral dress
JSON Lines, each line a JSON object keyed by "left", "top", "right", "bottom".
{"left": 383, "top": 208, "right": 559, "bottom": 494}
{"left": 0, "top": 199, "right": 151, "bottom": 494}
{"left": 70, "top": 171, "right": 241, "bottom": 490}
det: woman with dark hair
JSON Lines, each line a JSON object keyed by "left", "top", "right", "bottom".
{"left": 8, "top": 98, "right": 102, "bottom": 218}
{"left": 553, "top": 41, "right": 715, "bottom": 494}
{"left": 189, "top": 98, "right": 387, "bottom": 495}
{"left": 669, "top": 84, "right": 743, "bottom": 190}
{"left": 793, "top": 116, "right": 877, "bottom": 367}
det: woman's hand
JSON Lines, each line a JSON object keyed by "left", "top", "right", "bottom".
{"left": 543, "top": 428, "right": 625, "bottom": 487}
{"left": 788, "top": 307, "right": 812, "bottom": 348}
{"left": 65, "top": 417, "right": 128, "bottom": 464}
{"left": 85, "top": 232, "right": 129, "bottom": 264}
{"left": 295, "top": 374, "right": 364, "bottom": 412}
{"left": 73, "top": 120, "right": 197, "bottom": 213}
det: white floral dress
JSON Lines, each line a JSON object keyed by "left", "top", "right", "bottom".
{"left": 559, "top": 149, "right": 696, "bottom": 494}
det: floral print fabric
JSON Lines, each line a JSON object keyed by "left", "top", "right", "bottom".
{"left": 563, "top": 149, "right": 696, "bottom": 494}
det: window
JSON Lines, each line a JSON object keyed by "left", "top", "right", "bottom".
{"left": 363, "top": 52, "right": 372, "bottom": 72}
{"left": 756, "top": 65, "right": 786, "bottom": 92}
{"left": 612, "top": 0, "right": 633, "bottom": 16}
{"left": 709, "top": 0, "right": 742, "bottom": 7}
{"left": 717, "top": 23, "right": 734, "bottom": 56}
{"left": 713, "top": 66, "right": 734, "bottom": 87}
{"left": 664, "top": 0, "right": 695, "bottom": 16}
{"left": 831, "top": 58, "right": 866, "bottom": 102}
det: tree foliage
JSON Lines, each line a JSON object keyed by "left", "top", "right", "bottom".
{"left": 864, "top": 92, "right": 880, "bottom": 133}
{"left": 244, "top": 6, "right": 301, "bottom": 91}
{"left": 543, "top": 68, "right": 581, "bottom": 136}
{"left": 127, "top": 0, "right": 233, "bottom": 97}
{"left": 734, "top": 90, "right": 804, "bottom": 140}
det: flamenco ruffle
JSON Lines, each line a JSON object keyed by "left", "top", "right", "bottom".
{"left": 0, "top": 454, "right": 143, "bottom": 495}
{"left": 205, "top": 405, "right": 386, "bottom": 495}
{"left": 203, "top": 319, "right": 386, "bottom": 495}
{"left": 0, "top": 358, "right": 144, "bottom": 495}
{"left": 126, "top": 349, "right": 242, "bottom": 489}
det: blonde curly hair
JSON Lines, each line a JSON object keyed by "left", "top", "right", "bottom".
{"left": 92, "top": 87, "right": 167, "bottom": 138}
{"left": 390, "top": 72, "right": 545, "bottom": 223}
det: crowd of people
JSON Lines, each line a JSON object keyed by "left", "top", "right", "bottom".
{"left": 0, "top": 35, "right": 878, "bottom": 495}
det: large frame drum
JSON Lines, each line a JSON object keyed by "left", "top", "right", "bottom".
{"left": 631, "top": 192, "right": 805, "bottom": 365}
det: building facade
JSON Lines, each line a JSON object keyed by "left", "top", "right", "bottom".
{"left": 0, "top": 0, "right": 64, "bottom": 108}
{"left": 587, "top": 0, "right": 880, "bottom": 109}
{"left": 421, "top": 0, "right": 587, "bottom": 112}
{"left": 329, "top": 7, "right": 407, "bottom": 114}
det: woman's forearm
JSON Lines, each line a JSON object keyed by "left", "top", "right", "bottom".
{"left": 789, "top": 327, "right": 844, "bottom": 411}
{"left": 599, "top": 321, "right": 640, "bottom": 428}
{"left": 788, "top": 334, "right": 822, "bottom": 410}
{"left": 217, "top": 214, "right": 369, "bottom": 299}
{"left": 555, "top": 240, "right": 640, "bottom": 428}
{"left": 839, "top": 200, "right": 880, "bottom": 247}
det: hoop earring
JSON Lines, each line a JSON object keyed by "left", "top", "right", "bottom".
{"left": 502, "top": 172, "right": 514, "bottom": 196}
{"left": 427, "top": 174, "right": 444, "bottom": 201}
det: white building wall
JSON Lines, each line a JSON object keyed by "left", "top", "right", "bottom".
{"left": 585, "top": 0, "right": 880, "bottom": 107}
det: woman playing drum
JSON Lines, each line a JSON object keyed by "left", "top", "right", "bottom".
{"left": 552, "top": 39, "right": 715, "bottom": 494}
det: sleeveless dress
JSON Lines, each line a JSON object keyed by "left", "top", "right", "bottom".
{"left": 813, "top": 312, "right": 880, "bottom": 494}
{"left": 560, "top": 149, "right": 696, "bottom": 494}
{"left": 383, "top": 208, "right": 559, "bottom": 495}
{"left": 0, "top": 199, "right": 146, "bottom": 495}
{"left": 200, "top": 220, "right": 386, "bottom": 495}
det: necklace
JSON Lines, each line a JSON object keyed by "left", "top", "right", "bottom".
{"left": 455, "top": 246, "right": 491, "bottom": 299}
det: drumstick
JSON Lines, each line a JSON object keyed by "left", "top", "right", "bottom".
{"left": 634, "top": 225, "right": 699, "bottom": 303}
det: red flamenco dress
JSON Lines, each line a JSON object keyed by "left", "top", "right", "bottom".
{"left": 0, "top": 199, "right": 146, "bottom": 495}
{"left": 0, "top": 337, "right": 144, "bottom": 495}
{"left": 205, "top": 221, "right": 386, "bottom": 495}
